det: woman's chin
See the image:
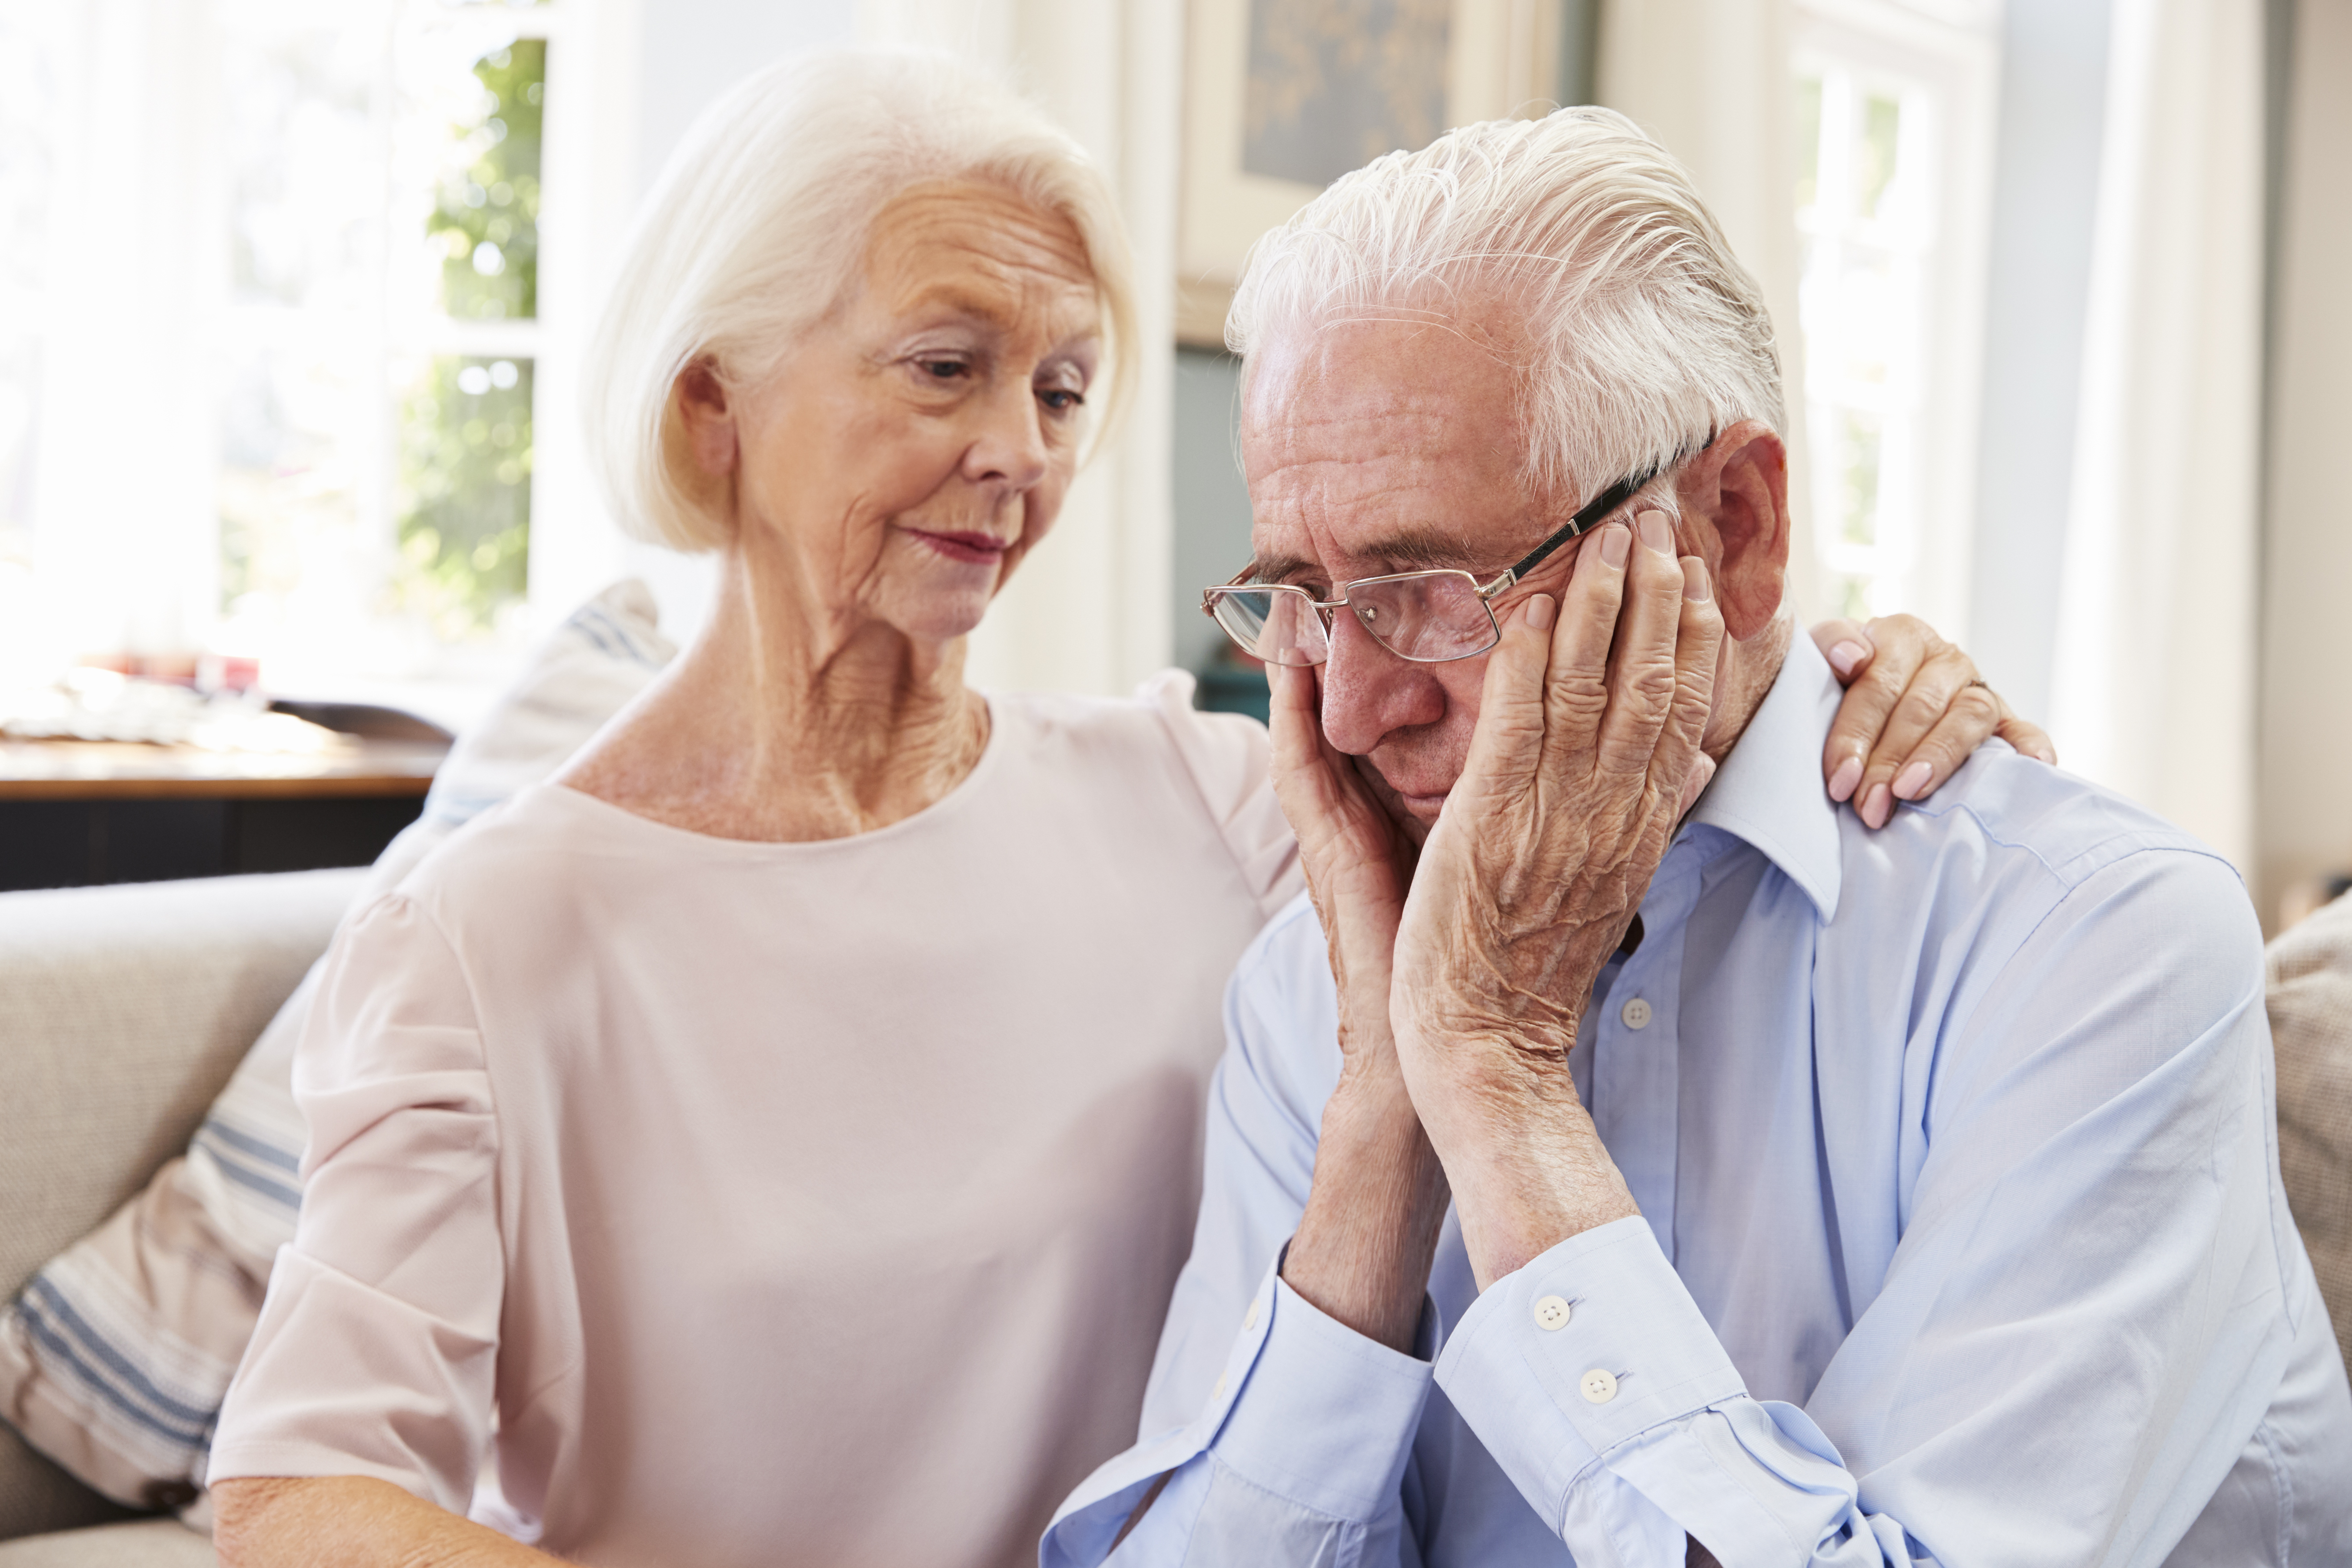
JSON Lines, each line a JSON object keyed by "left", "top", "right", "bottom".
{"left": 886, "top": 587, "right": 996, "bottom": 647}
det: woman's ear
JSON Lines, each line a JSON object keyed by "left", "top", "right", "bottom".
{"left": 1675, "top": 420, "right": 1790, "bottom": 641}
{"left": 674, "top": 360, "right": 740, "bottom": 478}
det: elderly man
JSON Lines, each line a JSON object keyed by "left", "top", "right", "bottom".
{"left": 1044, "top": 109, "right": 2352, "bottom": 1565}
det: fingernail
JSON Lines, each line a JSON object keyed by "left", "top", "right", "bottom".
{"left": 1862, "top": 782, "right": 1892, "bottom": 829}
{"left": 1638, "top": 510, "right": 1672, "bottom": 554}
{"left": 1682, "top": 559, "right": 1710, "bottom": 601}
{"left": 1827, "top": 640, "right": 1868, "bottom": 679}
{"left": 1893, "top": 760, "right": 1932, "bottom": 800}
{"left": 1524, "top": 594, "right": 1555, "bottom": 631}
{"left": 1829, "top": 756, "right": 1861, "bottom": 802}
{"left": 1599, "top": 524, "right": 1631, "bottom": 569}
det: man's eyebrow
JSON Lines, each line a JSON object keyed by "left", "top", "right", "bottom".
{"left": 1248, "top": 526, "right": 1493, "bottom": 585}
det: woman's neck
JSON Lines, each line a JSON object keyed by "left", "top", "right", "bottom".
{"left": 560, "top": 541, "right": 990, "bottom": 844}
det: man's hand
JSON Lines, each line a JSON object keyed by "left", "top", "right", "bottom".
{"left": 1265, "top": 658, "right": 1450, "bottom": 1352}
{"left": 1390, "top": 512, "right": 1723, "bottom": 1289}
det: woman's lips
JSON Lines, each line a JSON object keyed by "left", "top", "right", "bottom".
{"left": 905, "top": 528, "right": 1012, "bottom": 566}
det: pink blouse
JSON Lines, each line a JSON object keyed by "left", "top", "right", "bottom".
{"left": 208, "top": 676, "right": 1301, "bottom": 1567}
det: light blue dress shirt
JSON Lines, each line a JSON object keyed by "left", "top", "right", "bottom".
{"left": 1045, "top": 635, "right": 2352, "bottom": 1567}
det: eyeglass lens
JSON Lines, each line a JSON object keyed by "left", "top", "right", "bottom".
{"left": 1208, "top": 573, "right": 1500, "bottom": 667}
{"left": 1208, "top": 588, "right": 1328, "bottom": 666}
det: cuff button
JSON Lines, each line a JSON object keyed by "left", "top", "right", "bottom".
{"left": 1533, "top": 1294, "right": 1572, "bottom": 1331}
{"left": 1579, "top": 1368, "right": 1619, "bottom": 1404}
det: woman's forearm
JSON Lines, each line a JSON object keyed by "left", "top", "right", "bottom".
{"left": 212, "top": 1476, "right": 563, "bottom": 1568}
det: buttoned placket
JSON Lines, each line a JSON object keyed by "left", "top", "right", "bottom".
{"left": 1576, "top": 831, "right": 1706, "bottom": 1266}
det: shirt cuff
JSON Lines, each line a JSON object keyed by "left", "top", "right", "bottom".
{"left": 1433, "top": 1215, "right": 1747, "bottom": 1527}
{"left": 1206, "top": 1261, "right": 1438, "bottom": 1523}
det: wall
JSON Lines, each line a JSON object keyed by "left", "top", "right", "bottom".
{"left": 1169, "top": 349, "right": 1254, "bottom": 675}
{"left": 1965, "top": 0, "right": 2109, "bottom": 721}
{"left": 2256, "top": 0, "right": 2352, "bottom": 924}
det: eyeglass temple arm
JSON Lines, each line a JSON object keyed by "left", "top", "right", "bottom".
{"left": 1483, "top": 463, "right": 1666, "bottom": 596}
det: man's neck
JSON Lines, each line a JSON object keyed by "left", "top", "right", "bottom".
{"left": 1700, "top": 611, "right": 1795, "bottom": 766}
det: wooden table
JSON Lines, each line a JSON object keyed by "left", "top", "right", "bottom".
{"left": 0, "top": 738, "right": 448, "bottom": 890}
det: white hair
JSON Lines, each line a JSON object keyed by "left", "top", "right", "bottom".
{"left": 581, "top": 50, "right": 1137, "bottom": 552}
{"left": 1228, "top": 107, "right": 1781, "bottom": 508}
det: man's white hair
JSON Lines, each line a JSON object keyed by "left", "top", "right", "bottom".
{"left": 1228, "top": 107, "right": 1781, "bottom": 508}
{"left": 581, "top": 50, "right": 1137, "bottom": 552}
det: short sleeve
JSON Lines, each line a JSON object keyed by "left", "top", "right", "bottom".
{"left": 206, "top": 894, "right": 503, "bottom": 1513}
{"left": 1140, "top": 669, "right": 1301, "bottom": 920}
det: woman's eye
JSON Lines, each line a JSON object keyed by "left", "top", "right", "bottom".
{"left": 1038, "top": 387, "right": 1086, "bottom": 412}
{"left": 919, "top": 358, "right": 968, "bottom": 381}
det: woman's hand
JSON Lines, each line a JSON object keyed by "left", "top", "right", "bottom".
{"left": 1390, "top": 513, "right": 1723, "bottom": 1286}
{"left": 1814, "top": 615, "right": 2058, "bottom": 828}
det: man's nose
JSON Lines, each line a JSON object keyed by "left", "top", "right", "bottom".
{"left": 1316, "top": 608, "right": 1448, "bottom": 755}
{"left": 961, "top": 383, "right": 1050, "bottom": 494}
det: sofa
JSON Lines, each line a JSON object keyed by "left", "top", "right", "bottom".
{"left": 5, "top": 863, "right": 2350, "bottom": 1563}
{"left": 0, "top": 870, "right": 365, "bottom": 1565}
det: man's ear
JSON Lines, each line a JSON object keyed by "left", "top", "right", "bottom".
{"left": 674, "top": 359, "right": 740, "bottom": 478}
{"left": 1674, "top": 420, "right": 1789, "bottom": 641}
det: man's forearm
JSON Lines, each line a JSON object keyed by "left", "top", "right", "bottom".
{"left": 1282, "top": 1074, "right": 1449, "bottom": 1353}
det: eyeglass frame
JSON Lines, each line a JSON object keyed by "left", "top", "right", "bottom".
{"left": 1200, "top": 461, "right": 1667, "bottom": 666}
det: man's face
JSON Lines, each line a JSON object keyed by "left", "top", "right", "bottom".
{"left": 1239, "top": 315, "right": 1591, "bottom": 839}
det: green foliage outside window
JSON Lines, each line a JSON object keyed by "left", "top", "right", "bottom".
{"left": 394, "top": 355, "right": 532, "bottom": 636}
{"left": 396, "top": 39, "right": 542, "bottom": 636}
{"left": 427, "top": 39, "right": 541, "bottom": 320}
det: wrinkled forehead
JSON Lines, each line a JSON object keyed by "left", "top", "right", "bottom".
{"left": 1238, "top": 315, "right": 1537, "bottom": 575}
{"left": 856, "top": 179, "right": 1103, "bottom": 341}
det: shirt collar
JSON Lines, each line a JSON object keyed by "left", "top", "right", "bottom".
{"left": 1684, "top": 629, "right": 1844, "bottom": 920}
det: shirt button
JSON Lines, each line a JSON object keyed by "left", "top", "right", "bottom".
{"left": 1532, "top": 1294, "right": 1572, "bottom": 1331}
{"left": 1212, "top": 1371, "right": 1227, "bottom": 1400}
{"left": 1620, "top": 997, "right": 1652, "bottom": 1029}
{"left": 1580, "top": 1368, "right": 1619, "bottom": 1404}
{"left": 1243, "top": 1298, "right": 1259, "bottom": 1332}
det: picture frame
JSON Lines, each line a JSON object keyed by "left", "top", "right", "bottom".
{"left": 1177, "top": 0, "right": 1567, "bottom": 347}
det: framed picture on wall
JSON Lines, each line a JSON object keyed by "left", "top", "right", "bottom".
{"left": 1178, "top": 0, "right": 1568, "bottom": 346}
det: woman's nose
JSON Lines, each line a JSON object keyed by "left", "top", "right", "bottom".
{"left": 961, "top": 383, "right": 1051, "bottom": 493}
{"left": 1316, "top": 609, "right": 1448, "bottom": 755}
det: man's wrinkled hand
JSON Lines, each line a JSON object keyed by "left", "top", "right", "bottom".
{"left": 1264, "top": 657, "right": 1417, "bottom": 1085}
{"left": 1389, "top": 510, "right": 1724, "bottom": 1287}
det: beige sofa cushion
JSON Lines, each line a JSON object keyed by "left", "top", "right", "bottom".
{"left": 0, "top": 871, "right": 361, "bottom": 1539}
{"left": 0, "top": 1519, "right": 213, "bottom": 1567}
{"left": 2268, "top": 888, "right": 2352, "bottom": 1373}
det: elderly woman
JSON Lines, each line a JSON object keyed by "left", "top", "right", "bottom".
{"left": 205, "top": 50, "right": 2043, "bottom": 1568}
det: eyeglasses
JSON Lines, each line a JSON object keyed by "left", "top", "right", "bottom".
{"left": 1201, "top": 465, "right": 1660, "bottom": 668}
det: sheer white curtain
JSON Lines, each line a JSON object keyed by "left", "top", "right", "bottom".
{"left": 857, "top": 0, "right": 1180, "bottom": 698}
{"left": 2050, "top": 0, "right": 2265, "bottom": 871}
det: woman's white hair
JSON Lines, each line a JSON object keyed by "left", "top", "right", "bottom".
{"left": 1228, "top": 107, "right": 1781, "bottom": 508}
{"left": 582, "top": 50, "right": 1137, "bottom": 552}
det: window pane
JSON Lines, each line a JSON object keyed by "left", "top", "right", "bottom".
{"left": 215, "top": 14, "right": 382, "bottom": 658}
{"left": 1857, "top": 93, "right": 1901, "bottom": 220}
{"left": 394, "top": 354, "right": 532, "bottom": 636}
{"left": 430, "top": 38, "right": 542, "bottom": 320}
{"left": 1836, "top": 409, "right": 1881, "bottom": 546}
{"left": 1794, "top": 75, "right": 1823, "bottom": 211}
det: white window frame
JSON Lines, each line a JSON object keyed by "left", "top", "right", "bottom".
{"left": 1793, "top": 0, "right": 2001, "bottom": 641}
{"left": 3, "top": 0, "right": 641, "bottom": 723}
